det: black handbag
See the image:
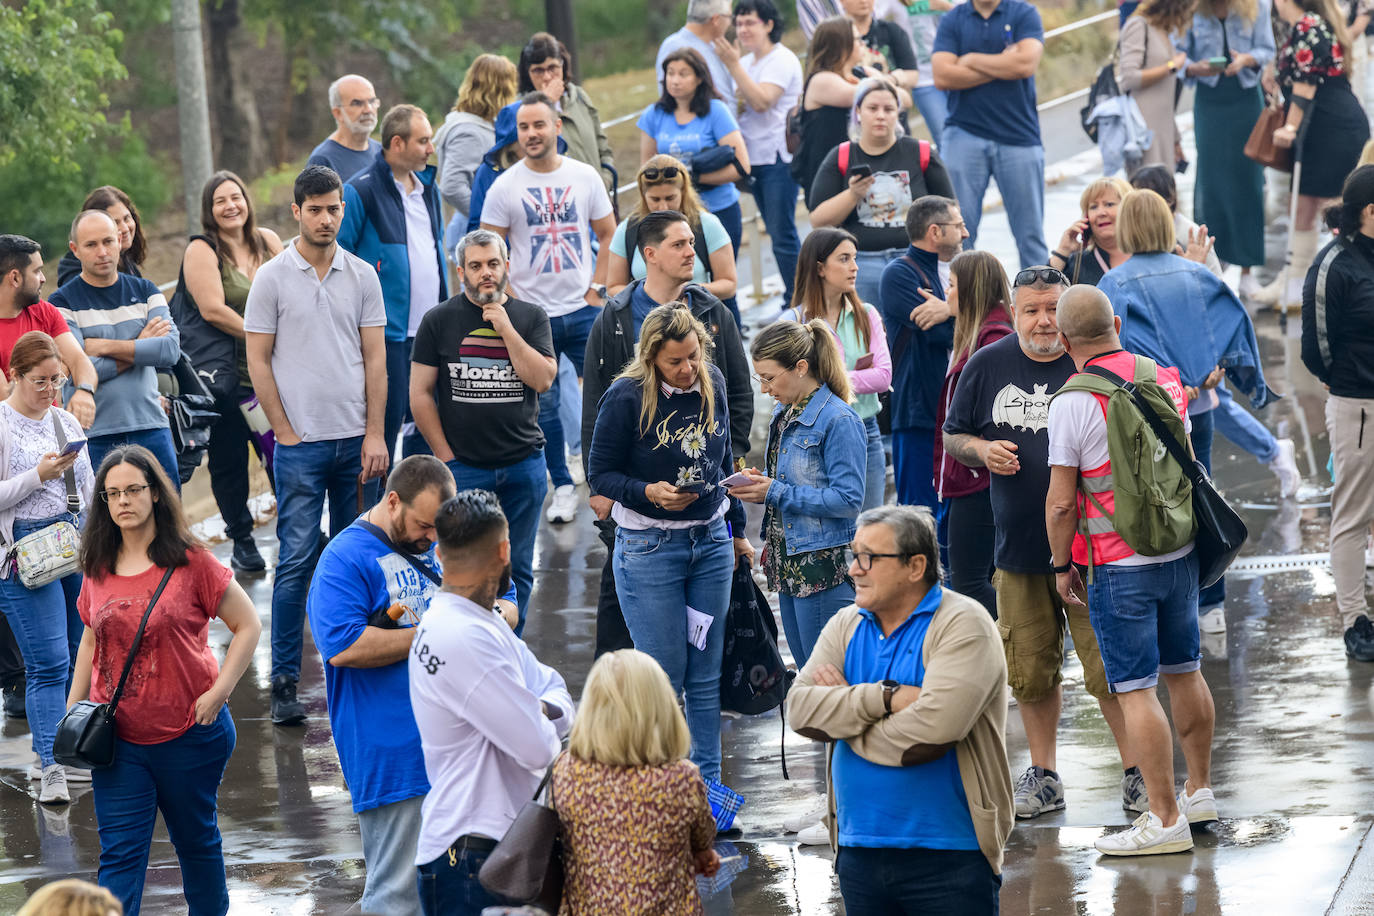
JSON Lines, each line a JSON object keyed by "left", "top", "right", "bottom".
{"left": 478, "top": 757, "right": 564, "bottom": 912}
{"left": 168, "top": 354, "right": 221, "bottom": 466}
{"left": 691, "top": 144, "right": 750, "bottom": 190}
{"left": 1084, "top": 366, "right": 1248, "bottom": 588}
{"left": 721, "top": 559, "right": 792, "bottom": 717}
{"left": 167, "top": 235, "right": 239, "bottom": 401}
{"left": 53, "top": 567, "right": 175, "bottom": 769}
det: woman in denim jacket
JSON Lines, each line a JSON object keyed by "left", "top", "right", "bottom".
{"left": 730, "top": 320, "right": 866, "bottom": 667}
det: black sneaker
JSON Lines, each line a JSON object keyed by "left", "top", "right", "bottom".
{"left": 271, "top": 676, "right": 306, "bottom": 726}
{"left": 231, "top": 537, "right": 267, "bottom": 573}
{"left": 2, "top": 678, "right": 25, "bottom": 719}
{"left": 1345, "top": 615, "right": 1374, "bottom": 662}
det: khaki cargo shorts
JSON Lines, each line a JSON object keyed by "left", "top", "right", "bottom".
{"left": 993, "top": 568, "right": 1109, "bottom": 703}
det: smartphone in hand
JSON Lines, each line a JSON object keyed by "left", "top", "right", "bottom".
{"left": 849, "top": 164, "right": 873, "bottom": 180}
{"left": 59, "top": 439, "right": 86, "bottom": 458}
{"left": 855, "top": 353, "right": 874, "bottom": 371}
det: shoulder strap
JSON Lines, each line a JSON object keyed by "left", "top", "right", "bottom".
{"left": 838, "top": 141, "right": 850, "bottom": 176}
{"left": 357, "top": 519, "right": 443, "bottom": 587}
{"left": 918, "top": 139, "right": 930, "bottom": 171}
{"left": 693, "top": 224, "right": 713, "bottom": 281}
{"left": 1082, "top": 362, "right": 1203, "bottom": 486}
{"left": 47, "top": 410, "right": 79, "bottom": 515}
{"left": 108, "top": 566, "right": 176, "bottom": 714}
{"left": 625, "top": 217, "right": 641, "bottom": 263}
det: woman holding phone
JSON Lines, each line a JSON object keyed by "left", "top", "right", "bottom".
{"left": 0, "top": 332, "right": 94, "bottom": 805}
{"left": 1047, "top": 177, "right": 1134, "bottom": 286}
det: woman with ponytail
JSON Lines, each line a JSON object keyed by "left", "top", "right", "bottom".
{"left": 730, "top": 319, "right": 866, "bottom": 669}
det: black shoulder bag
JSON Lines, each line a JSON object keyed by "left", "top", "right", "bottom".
{"left": 53, "top": 567, "right": 176, "bottom": 769}
{"left": 1084, "top": 365, "right": 1248, "bottom": 588}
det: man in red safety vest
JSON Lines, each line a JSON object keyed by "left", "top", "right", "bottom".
{"left": 1044, "top": 285, "right": 1218, "bottom": 858}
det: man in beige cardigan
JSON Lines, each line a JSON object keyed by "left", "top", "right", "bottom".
{"left": 787, "top": 504, "right": 1012, "bottom": 914}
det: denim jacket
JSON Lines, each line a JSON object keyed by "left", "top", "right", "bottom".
{"left": 1180, "top": 3, "right": 1276, "bottom": 91}
{"left": 1099, "top": 252, "right": 1274, "bottom": 408}
{"left": 763, "top": 384, "right": 868, "bottom": 555}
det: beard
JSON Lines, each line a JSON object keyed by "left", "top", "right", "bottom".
{"left": 388, "top": 518, "right": 432, "bottom": 555}
{"left": 1019, "top": 328, "right": 1064, "bottom": 357}
{"left": 470, "top": 269, "right": 508, "bottom": 305}
{"left": 496, "top": 562, "right": 512, "bottom": 599}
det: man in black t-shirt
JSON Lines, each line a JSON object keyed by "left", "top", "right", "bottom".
{"left": 943, "top": 271, "right": 1138, "bottom": 821}
{"left": 410, "top": 229, "right": 557, "bottom": 635}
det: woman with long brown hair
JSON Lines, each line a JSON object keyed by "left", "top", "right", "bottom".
{"left": 56, "top": 187, "right": 148, "bottom": 286}
{"left": 1119, "top": 0, "right": 1193, "bottom": 171}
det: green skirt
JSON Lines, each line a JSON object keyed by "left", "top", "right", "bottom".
{"left": 1193, "top": 77, "right": 1266, "bottom": 268}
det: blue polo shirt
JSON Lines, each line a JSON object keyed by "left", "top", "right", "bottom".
{"left": 832, "top": 585, "right": 979, "bottom": 850}
{"left": 933, "top": 0, "right": 1043, "bottom": 148}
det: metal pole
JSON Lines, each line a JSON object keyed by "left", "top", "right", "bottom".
{"left": 545, "top": 0, "right": 581, "bottom": 83}
{"left": 171, "top": 0, "right": 214, "bottom": 238}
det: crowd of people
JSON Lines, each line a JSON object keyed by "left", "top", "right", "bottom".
{"left": 5, "top": 0, "right": 1374, "bottom": 912}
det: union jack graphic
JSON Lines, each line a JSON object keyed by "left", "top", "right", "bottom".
{"left": 521, "top": 185, "right": 583, "bottom": 275}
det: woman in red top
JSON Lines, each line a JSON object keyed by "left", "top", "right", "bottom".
{"left": 67, "top": 445, "right": 260, "bottom": 916}
{"left": 935, "top": 251, "right": 1014, "bottom": 618}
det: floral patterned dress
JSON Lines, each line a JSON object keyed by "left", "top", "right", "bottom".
{"left": 552, "top": 754, "right": 717, "bottom": 916}
{"left": 1275, "top": 12, "right": 1369, "bottom": 196}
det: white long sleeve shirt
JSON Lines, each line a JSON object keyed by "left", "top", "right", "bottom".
{"left": 408, "top": 591, "right": 575, "bottom": 865}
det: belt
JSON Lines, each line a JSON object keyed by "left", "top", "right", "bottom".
{"left": 452, "top": 835, "right": 498, "bottom": 854}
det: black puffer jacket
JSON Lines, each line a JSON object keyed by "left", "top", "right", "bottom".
{"left": 1303, "top": 234, "right": 1374, "bottom": 398}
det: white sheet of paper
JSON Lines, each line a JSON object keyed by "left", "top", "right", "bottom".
{"left": 686, "top": 605, "right": 714, "bottom": 651}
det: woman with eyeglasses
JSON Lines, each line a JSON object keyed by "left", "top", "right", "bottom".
{"left": 605, "top": 155, "right": 737, "bottom": 303}
{"left": 808, "top": 78, "right": 953, "bottom": 312}
{"left": 57, "top": 186, "right": 149, "bottom": 287}
{"left": 731, "top": 320, "right": 865, "bottom": 668}
{"left": 0, "top": 332, "right": 94, "bottom": 805}
{"left": 69, "top": 444, "right": 260, "bottom": 916}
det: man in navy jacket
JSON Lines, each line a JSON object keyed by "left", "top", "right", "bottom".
{"left": 338, "top": 103, "right": 448, "bottom": 463}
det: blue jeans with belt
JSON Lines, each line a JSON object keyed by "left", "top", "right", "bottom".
{"left": 613, "top": 519, "right": 733, "bottom": 781}
{"left": 0, "top": 512, "right": 82, "bottom": 766}
{"left": 417, "top": 837, "right": 516, "bottom": 916}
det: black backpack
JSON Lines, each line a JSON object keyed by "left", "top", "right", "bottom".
{"left": 720, "top": 561, "right": 792, "bottom": 716}
{"left": 624, "top": 216, "right": 714, "bottom": 281}
{"left": 1080, "top": 60, "right": 1122, "bottom": 143}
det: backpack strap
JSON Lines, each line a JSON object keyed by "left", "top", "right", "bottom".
{"left": 694, "top": 226, "right": 713, "bottom": 281}
{"left": 838, "top": 141, "right": 850, "bottom": 176}
{"left": 1082, "top": 360, "right": 1204, "bottom": 487}
{"left": 918, "top": 139, "right": 930, "bottom": 172}
{"left": 625, "top": 217, "right": 641, "bottom": 263}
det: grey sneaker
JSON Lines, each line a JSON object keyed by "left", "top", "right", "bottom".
{"left": 1122, "top": 767, "right": 1149, "bottom": 813}
{"left": 1014, "top": 765, "right": 1065, "bottom": 819}
{"left": 38, "top": 764, "right": 69, "bottom": 806}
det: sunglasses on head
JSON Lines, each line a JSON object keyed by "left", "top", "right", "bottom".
{"left": 642, "top": 166, "right": 682, "bottom": 182}
{"left": 1013, "top": 267, "right": 1068, "bottom": 288}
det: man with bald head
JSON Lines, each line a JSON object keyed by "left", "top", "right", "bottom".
{"left": 51, "top": 210, "right": 182, "bottom": 482}
{"left": 1045, "top": 285, "right": 1217, "bottom": 857}
{"left": 309, "top": 74, "right": 383, "bottom": 181}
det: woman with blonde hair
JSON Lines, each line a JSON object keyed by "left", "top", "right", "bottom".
{"left": 933, "top": 251, "right": 1014, "bottom": 617}
{"left": 551, "top": 649, "right": 720, "bottom": 915}
{"left": 436, "top": 54, "right": 519, "bottom": 255}
{"left": 1048, "top": 176, "right": 1135, "bottom": 286}
{"left": 605, "top": 154, "right": 737, "bottom": 303}
{"left": 18, "top": 880, "right": 122, "bottom": 916}
{"left": 587, "top": 304, "right": 753, "bottom": 786}
{"left": 1119, "top": 0, "right": 1193, "bottom": 170}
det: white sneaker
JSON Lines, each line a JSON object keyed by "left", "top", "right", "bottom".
{"left": 1176, "top": 784, "right": 1219, "bottom": 824}
{"left": 28, "top": 759, "right": 91, "bottom": 783}
{"left": 1237, "top": 272, "right": 1261, "bottom": 301}
{"left": 1268, "top": 438, "right": 1300, "bottom": 499}
{"left": 783, "top": 797, "right": 827, "bottom": 833}
{"left": 796, "top": 821, "right": 830, "bottom": 846}
{"left": 567, "top": 452, "right": 586, "bottom": 486}
{"left": 38, "top": 764, "right": 69, "bottom": 805}
{"left": 545, "top": 484, "right": 578, "bottom": 524}
{"left": 1199, "top": 606, "right": 1227, "bottom": 635}
{"left": 1094, "top": 811, "right": 1193, "bottom": 856}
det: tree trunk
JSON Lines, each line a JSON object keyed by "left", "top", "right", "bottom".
{"left": 646, "top": 0, "right": 679, "bottom": 46}
{"left": 207, "top": 0, "right": 268, "bottom": 177}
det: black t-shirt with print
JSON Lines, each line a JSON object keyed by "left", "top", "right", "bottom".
{"left": 808, "top": 137, "right": 955, "bottom": 251}
{"left": 861, "top": 18, "right": 919, "bottom": 73}
{"left": 943, "top": 333, "right": 1077, "bottom": 574}
{"left": 411, "top": 294, "right": 554, "bottom": 469}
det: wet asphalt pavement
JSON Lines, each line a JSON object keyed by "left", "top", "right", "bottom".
{"left": 5, "top": 108, "right": 1374, "bottom": 915}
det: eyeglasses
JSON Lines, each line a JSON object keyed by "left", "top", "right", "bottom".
{"left": 845, "top": 549, "right": 912, "bottom": 572}
{"left": 528, "top": 61, "right": 563, "bottom": 77}
{"left": 1013, "top": 267, "right": 1068, "bottom": 288}
{"left": 751, "top": 371, "right": 779, "bottom": 386}
{"left": 642, "top": 166, "right": 682, "bottom": 182}
{"left": 23, "top": 374, "right": 67, "bottom": 393}
{"left": 346, "top": 97, "right": 381, "bottom": 110}
{"left": 100, "top": 484, "right": 150, "bottom": 503}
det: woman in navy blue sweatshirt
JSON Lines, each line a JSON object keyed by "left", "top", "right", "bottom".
{"left": 588, "top": 303, "right": 753, "bottom": 784}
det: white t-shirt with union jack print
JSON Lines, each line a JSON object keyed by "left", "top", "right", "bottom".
{"left": 482, "top": 157, "right": 613, "bottom": 317}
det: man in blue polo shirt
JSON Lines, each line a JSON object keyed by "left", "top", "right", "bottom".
{"left": 931, "top": 0, "right": 1048, "bottom": 269}
{"left": 787, "top": 505, "right": 1012, "bottom": 914}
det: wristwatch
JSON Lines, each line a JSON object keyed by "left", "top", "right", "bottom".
{"left": 881, "top": 679, "right": 900, "bottom": 714}
{"left": 74, "top": 383, "right": 95, "bottom": 396}
{"left": 1052, "top": 561, "right": 1073, "bottom": 574}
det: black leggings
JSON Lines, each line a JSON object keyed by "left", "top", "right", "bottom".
{"left": 946, "top": 489, "right": 997, "bottom": 619}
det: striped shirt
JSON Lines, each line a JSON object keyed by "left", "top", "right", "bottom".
{"left": 797, "top": 0, "right": 843, "bottom": 38}
{"left": 51, "top": 273, "right": 180, "bottom": 438}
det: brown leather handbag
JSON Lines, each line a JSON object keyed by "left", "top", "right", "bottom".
{"left": 1244, "top": 97, "right": 1292, "bottom": 172}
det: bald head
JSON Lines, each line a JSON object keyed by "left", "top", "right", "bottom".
{"left": 69, "top": 209, "right": 117, "bottom": 245}
{"left": 1056, "top": 285, "right": 1121, "bottom": 366}
{"left": 69, "top": 210, "right": 122, "bottom": 286}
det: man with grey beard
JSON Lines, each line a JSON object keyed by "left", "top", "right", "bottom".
{"left": 409, "top": 229, "right": 557, "bottom": 636}
{"left": 942, "top": 271, "right": 1138, "bottom": 822}
{"left": 308, "top": 74, "right": 383, "bottom": 181}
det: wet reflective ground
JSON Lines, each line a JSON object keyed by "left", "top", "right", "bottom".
{"left": 6, "top": 119, "right": 1374, "bottom": 914}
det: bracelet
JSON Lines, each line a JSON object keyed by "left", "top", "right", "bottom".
{"left": 1052, "top": 561, "right": 1073, "bottom": 574}
{"left": 1051, "top": 250, "right": 1070, "bottom": 262}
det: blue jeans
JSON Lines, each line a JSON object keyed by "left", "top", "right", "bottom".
{"left": 271, "top": 436, "right": 370, "bottom": 681}
{"left": 0, "top": 514, "right": 81, "bottom": 766}
{"left": 861, "top": 415, "right": 886, "bottom": 511}
{"left": 447, "top": 451, "right": 547, "bottom": 635}
{"left": 540, "top": 305, "right": 599, "bottom": 488}
{"left": 1214, "top": 385, "right": 1278, "bottom": 463}
{"left": 1189, "top": 409, "right": 1225, "bottom": 610}
{"left": 558, "top": 356, "right": 581, "bottom": 456}
{"left": 836, "top": 846, "right": 1001, "bottom": 916}
{"left": 1088, "top": 553, "right": 1201, "bottom": 693}
{"left": 714, "top": 201, "right": 744, "bottom": 327}
{"left": 93, "top": 706, "right": 235, "bottom": 916}
{"left": 911, "top": 85, "right": 950, "bottom": 148}
{"left": 417, "top": 840, "right": 515, "bottom": 916}
{"left": 779, "top": 580, "right": 856, "bottom": 668}
{"left": 88, "top": 427, "right": 179, "bottom": 493}
{"left": 892, "top": 426, "right": 938, "bottom": 511}
{"left": 855, "top": 248, "right": 904, "bottom": 316}
{"left": 358, "top": 795, "right": 424, "bottom": 916}
{"left": 750, "top": 158, "right": 802, "bottom": 307}
{"left": 613, "top": 520, "right": 733, "bottom": 781}
{"left": 942, "top": 125, "right": 1048, "bottom": 270}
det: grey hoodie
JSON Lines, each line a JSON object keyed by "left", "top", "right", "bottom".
{"left": 435, "top": 110, "right": 495, "bottom": 222}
